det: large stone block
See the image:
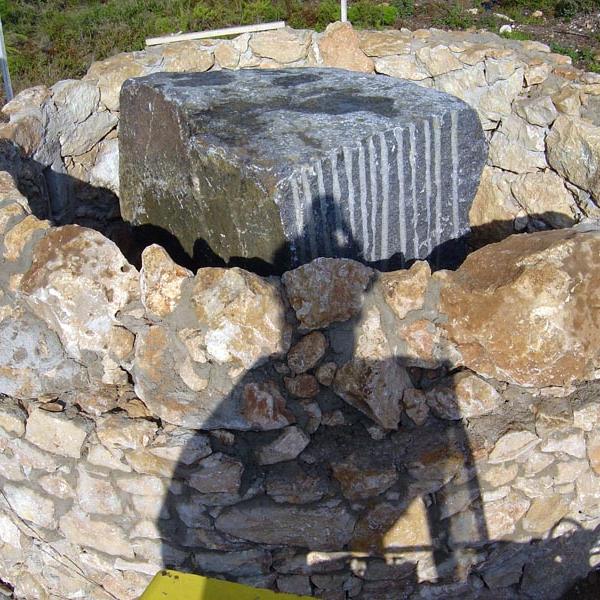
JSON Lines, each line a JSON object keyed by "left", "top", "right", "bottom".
{"left": 120, "top": 68, "right": 486, "bottom": 271}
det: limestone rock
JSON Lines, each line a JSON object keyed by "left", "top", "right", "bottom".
{"left": 0, "top": 399, "right": 27, "bottom": 436}
{"left": 19, "top": 225, "right": 139, "bottom": 364}
{"left": 317, "top": 22, "right": 374, "bottom": 72}
{"left": 76, "top": 466, "right": 123, "bottom": 515}
{"left": 249, "top": 28, "right": 311, "bottom": 63}
{"left": 25, "top": 406, "right": 90, "bottom": 458}
{"left": 84, "top": 52, "right": 147, "bottom": 111}
{"left": 214, "top": 42, "right": 240, "bottom": 69}
{"left": 333, "top": 356, "right": 412, "bottom": 430}
{"left": 96, "top": 413, "right": 157, "bottom": 450}
{"left": 374, "top": 55, "right": 430, "bottom": 81}
{"left": 4, "top": 484, "right": 56, "bottom": 529}
{"left": 140, "top": 244, "right": 192, "bottom": 318}
{"left": 377, "top": 261, "right": 431, "bottom": 320}
{"left": 59, "top": 509, "right": 134, "bottom": 558}
{"left": 511, "top": 171, "right": 576, "bottom": 228}
{"left": 119, "top": 68, "right": 486, "bottom": 270}
{"left": 187, "top": 452, "right": 243, "bottom": 494}
{"left": 483, "top": 490, "right": 530, "bottom": 538}
{"left": 352, "top": 498, "right": 431, "bottom": 553}
{"left": 257, "top": 426, "right": 310, "bottom": 465}
{"left": 440, "top": 227, "right": 600, "bottom": 387}
{"left": 215, "top": 499, "right": 356, "bottom": 549}
{"left": 547, "top": 116, "right": 600, "bottom": 202}
{"left": 416, "top": 45, "right": 462, "bottom": 76}
{"left": 287, "top": 332, "right": 327, "bottom": 374}
{"left": 522, "top": 495, "right": 569, "bottom": 534}
{"left": 3, "top": 215, "right": 50, "bottom": 261}
{"left": 358, "top": 30, "right": 411, "bottom": 57}
{"left": 152, "top": 41, "right": 214, "bottom": 73}
{"left": 60, "top": 110, "right": 118, "bottom": 157}
{"left": 193, "top": 268, "right": 288, "bottom": 368}
{"left": 332, "top": 452, "right": 398, "bottom": 500}
{"left": 241, "top": 381, "right": 295, "bottom": 431}
{"left": 284, "top": 374, "right": 319, "bottom": 398}
{"left": 283, "top": 258, "right": 373, "bottom": 329}
{"left": 426, "top": 371, "right": 502, "bottom": 420}
{"left": 488, "top": 431, "right": 540, "bottom": 463}
{"left": 468, "top": 166, "right": 522, "bottom": 246}
{"left": 2, "top": 85, "right": 50, "bottom": 117}
{"left": 514, "top": 95, "right": 558, "bottom": 127}
{"left": 265, "top": 463, "right": 329, "bottom": 504}
{"left": 51, "top": 79, "right": 100, "bottom": 124}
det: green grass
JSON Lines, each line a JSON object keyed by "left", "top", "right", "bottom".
{"left": 500, "top": 30, "right": 533, "bottom": 41}
{"left": 551, "top": 42, "right": 600, "bottom": 72}
{"left": 1, "top": 0, "right": 414, "bottom": 94}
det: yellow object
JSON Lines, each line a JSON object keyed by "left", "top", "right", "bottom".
{"left": 139, "top": 570, "right": 313, "bottom": 600}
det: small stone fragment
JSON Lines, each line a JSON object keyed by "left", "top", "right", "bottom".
{"left": 96, "top": 413, "right": 157, "bottom": 450}
{"left": 77, "top": 466, "right": 123, "bottom": 515}
{"left": 284, "top": 374, "right": 320, "bottom": 398}
{"left": 287, "top": 332, "right": 327, "bottom": 374}
{"left": 257, "top": 426, "right": 310, "bottom": 465}
{"left": 378, "top": 261, "right": 431, "bottom": 320}
{"left": 242, "top": 381, "right": 295, "bottom": 431}
{"left": 403, "top": 388, "right": 429, "bottom": 426}
{"left": 332, "top": 452, "right": 398, "bottom": 500}
{"left": 316, "top": 362, "right": 337, "bottom": 387}
{"left": 0, "top": 399, "right": 27, "bottom": 436}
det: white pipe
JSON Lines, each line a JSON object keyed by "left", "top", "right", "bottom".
{"left": 0, "top": 18, "right": 13, "bottom": 102}
{"left": 146, "top": 21, "right": 286, "bottom": 47}
{"left": 341, "top": 0, "right": 348, "bottom": 22}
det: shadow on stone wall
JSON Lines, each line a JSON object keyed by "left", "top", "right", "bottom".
{"left": 2, "top": 139, "right": 597, "bottom": 598}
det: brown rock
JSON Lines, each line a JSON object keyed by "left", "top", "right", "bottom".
{"left": 332, "top": 452, "right": 397, "bottom": 500}
{"left": 522, "top": 495, "right": 569, "bottom": 534}
{"left": 317, "top": 22, "right": 374, "bottom": 73}
{"left": 483, "top": 490, "right": 530, "bottom": 538}
{"left": 282, "top": 258, "right": 374, "bottom": 330}
{"left": 140, "top": 244, "right": 192, "bottom": 317}
{"left": 214, "top": 42, "right": 240, "bottom": 69}
{"left": 440, "top": 228, "right": 600, "bottom": 387}
{"left": 193, "top": 268, "right": 289, "bottom": 367}
{"left": 154, "top": 42, "right": 214, "bottom": 72}
{"left": 333, "top": 358, "right": 411, "bottom": 430}
{"left": 587, "top": 430, "right": 600, "bottom": 475}
{"left": 402, "top": 388, "right": 429, "bottom": 426}
{"left": 242, "top": 381, "right": 295, "bottom": 431}
{"left": 397, "top": 318, "right": 441, "bottom": 368}
{"left": 315, "top": 362, "right": 337, "bottom": 386}
{"left": 284, "top": 374, "right": 320, "bottom": 398}
{"left": 3, "top": 215, "right": 50, "bottom": 261}
{"left": 377, "top": 261, "right": 431, "bottom": 320}
{"left": 96, "top": 413, "right": 157, "bottom": 450}
{"left": 352, "top": 498, "right": 431, "bottom": 553}
{"left": 287, "top": 332, "right": 327, "bottom": 374}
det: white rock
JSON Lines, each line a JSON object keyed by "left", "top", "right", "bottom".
{"left": 4, "top": 484, "right": 56, "bottom": 529}
{"left": 25, "top": 407, "right": 90, "bottom": 458}
{"left": 76, "top": 466, "right": 123, "bottom": 515}
{"left": 0, "top": 513, "right": 21, "bottom": 549}
{"left": 488, "top": 430, "right": 540, "bottom": 463}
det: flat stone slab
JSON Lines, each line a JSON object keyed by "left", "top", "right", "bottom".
{"left": 119, "top": 68, "right": 487, "bottom": 271}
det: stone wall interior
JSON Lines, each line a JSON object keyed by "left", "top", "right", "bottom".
{"left": 0, "top": 20, "right": 599, "bottom": 600}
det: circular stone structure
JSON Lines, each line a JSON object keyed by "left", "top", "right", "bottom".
{"left": 119, "top": 68, "right": 487, "bottom": 271}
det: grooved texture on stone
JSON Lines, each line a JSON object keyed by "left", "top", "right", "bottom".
{"left": 119, "top": 68, "right": 487, "bottom": 271}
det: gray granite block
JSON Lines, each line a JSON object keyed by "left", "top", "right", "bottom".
{"left": 119, "top": 68, "right": 487, "bottom": 271}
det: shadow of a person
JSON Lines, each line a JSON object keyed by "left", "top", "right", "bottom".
{"left": 154, "top": 205, "right": 490, "bottom": 599}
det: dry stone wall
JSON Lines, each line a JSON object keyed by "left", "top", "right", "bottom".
{"left": 1, "top": 21, "right": 600, "bottom": 244}
{"left": 1, "top": 167, "right": 600, "bottom": 599}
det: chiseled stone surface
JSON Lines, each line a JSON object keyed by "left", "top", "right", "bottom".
{"left": 120, "top": 68, "right": 486, "bottom": 271}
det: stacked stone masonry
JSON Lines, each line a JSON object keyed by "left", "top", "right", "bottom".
{"left": 1, "top": 164, "right": 600, "bottom": 598}
{"left": 1, "top": 21, "right": 599, "bottom": 241}
{"left": 0, "top": 20, "right": 600, "bottom": 600}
